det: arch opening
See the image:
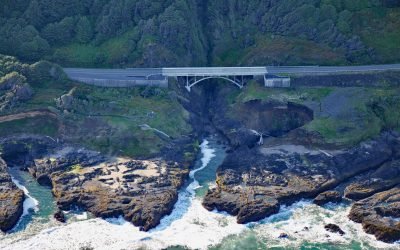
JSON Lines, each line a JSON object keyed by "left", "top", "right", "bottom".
{"left": 185, "top": 76, "right": 244, "bottom": 92}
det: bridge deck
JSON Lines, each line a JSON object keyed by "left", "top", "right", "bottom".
{"left": 162, "top": 67, "right": 267, "bottom": 77}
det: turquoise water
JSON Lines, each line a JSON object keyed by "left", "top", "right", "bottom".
{"left": 193, "top": 138, "right": 226, "bottom": 198}
{"left": 8, "top": 168, "right": 57, "bottom": 233}
{"left": 2, "top": 140, "right": 399, "bottom": 249}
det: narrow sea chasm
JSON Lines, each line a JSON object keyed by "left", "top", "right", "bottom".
{"left": 1, "top": 139, "right": 400, "bottom": 250}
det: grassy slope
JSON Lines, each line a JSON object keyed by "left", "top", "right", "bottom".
{"left": 0, "top": 77, "right": 191, "bottom": 157}
{"left": 231, "top": 81, "right": 400, "bottom": 146}
{"left": 50, "top": 29, "right": 140, "bottom": 68}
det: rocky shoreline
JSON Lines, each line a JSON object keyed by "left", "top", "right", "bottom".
{"left": 173, "top": 79, "right": 400, "bottom": 244}
{"left": 0, "top": 135, "right": 193, "bottom": 232}
{"left": 0, "top": 79, "right": 400, "bottom": 245}
{"left": 202, "top": 132, "right": 400, "bottom": 242}
{"left": 0, "top": 158, "right": 24, "bottom": 232}
{"left": 204, "top": 134, "right": 399, "bottom": 223}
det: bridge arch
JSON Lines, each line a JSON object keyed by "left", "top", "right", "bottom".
{"left": 185, "top": 76, "right": 244, "bottom": 92}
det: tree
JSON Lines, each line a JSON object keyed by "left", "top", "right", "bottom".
{"left": 76, "top": 16, "right": 93, "bottom": 43}
{"left": 23, "top": 0, "right": 44, "bottom": 28}
{"left": 19, "top": 35, "right": 50, "bottom": 61}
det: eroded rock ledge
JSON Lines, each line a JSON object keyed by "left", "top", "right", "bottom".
{"left": 202, "top": 132, "right": 400, "bottom": 241}
{"left": 349, "top": 186, "right": 400, "bottom": 243}
{"left": 0, "top": 136, "right": 191, "bottom": 231}
{"left": 0, "top": 158, "right": 24, "bottom": 232}
{"left": 34, "top": 148, "right": 189, "bottom": 231}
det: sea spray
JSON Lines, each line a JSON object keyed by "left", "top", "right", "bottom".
{"left": 11, "top": 177, "right": 39, "bottom": 217}
{"left": 0, "top": 139, "right": 245, "bottom": 250}
{"left": 3, "top": 140, "right": 399, "bottom": 250}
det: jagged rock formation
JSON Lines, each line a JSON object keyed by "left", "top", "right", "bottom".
{"left": 203, "top": 132, "right": 400, "bottom": 239}
{"left": 0, "top": 158, "right": 24, "bottom": 232}
{"left": 0, "top": 135, "right": 191, "bottom": 232}
{"left": 349, "top": 186, "right": 400, "bottom": 243}
{"left": 30, "top": 147, "right": 189, "bottom": 231}
{"left": 313, "top": 191, "right": 342, "bottom": 206}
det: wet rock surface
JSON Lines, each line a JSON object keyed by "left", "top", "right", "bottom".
{"left": 203, "top": 132, "right": 400, "bottom": 235}
{"left": 349, "top": 186, "right": 400, "bottom": 243}
{"left": 54, "top": 210, "right": 66, "bottom": 223}
{"left": 0, "top": 135, "right": 191, "bottom": 232}
{"left": 0, "top": 158, "right": 24, "bottom": 232}
{"left": 32, "top": 148, "right": 189, "bottom": 231}
{"left": 324, "top": 224, "right": 345, "bottom": 235}
{"left": 344, "top": 160, "right": 400, "bottom": 201}
{"left": 313, "top": 191, "right": 342, "bottom": 206}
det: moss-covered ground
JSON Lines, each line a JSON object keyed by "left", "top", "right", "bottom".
{"left": 0, "top": 77, "right": 191, "bottom": 158}
{"left": 229, "top": 81, "right": 400, "bottom": 146}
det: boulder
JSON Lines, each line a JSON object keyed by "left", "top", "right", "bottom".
{"left": 313, "top": 191, "right": 342, "bottom": 206}
{"left": 54, "top": 210, "right": 66, "bottom": 223}
{"left": 324, "top": 224, "right": 345, "bottom": 235}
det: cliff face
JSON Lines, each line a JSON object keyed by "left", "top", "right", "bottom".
{"left": 168, "top": 77, "right": 400, "bottom": 243}
{"left": 1, "top": 1, "right": 399, "bottom": 66}
{"left": 0, "top": 158, "right": 24, "bottom": 232}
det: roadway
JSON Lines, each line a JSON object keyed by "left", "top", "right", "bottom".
{"left": 266, "top": 64, "right": 400, "bottom": 75}
{"left": 63, "top": 68, "right": 164, "bottom": 81}
{"left": 64, "top": 64, "right": 400, "bottom": 83}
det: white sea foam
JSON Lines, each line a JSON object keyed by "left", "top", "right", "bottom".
{"left": 11, "top": 177, "right": 39, "bottom": 216}
{"left": 0, "top": 140, "right": 245, "bottom": 250}
{"left": 250, "top": 201, "right": 400, "bottom": 249}
{"left": 3, "top": 141, "right": 400, "bottom": 250}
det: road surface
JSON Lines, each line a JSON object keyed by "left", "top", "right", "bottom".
{"left": 266, "top": 64, "right": 400, "bottom": 75}
{"left": 64, "top": 64, "right": 400, "bottom": 83}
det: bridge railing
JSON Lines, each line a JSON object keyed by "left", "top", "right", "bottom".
{"left": 162, "top": 67, "right": 267, "bottom": 77}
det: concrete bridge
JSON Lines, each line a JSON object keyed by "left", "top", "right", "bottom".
{"left": 162, "top": 67, "right": 267, "bottom": 91}
{"left": 64, "top": 67, "right": 267, "bottom": 91}
{"left": 64, "top": 64, "right": 400, "bottom": 90}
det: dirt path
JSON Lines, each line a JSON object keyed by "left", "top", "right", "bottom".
{"left": 0, "top": 110, "right": 57, "bottom": 123}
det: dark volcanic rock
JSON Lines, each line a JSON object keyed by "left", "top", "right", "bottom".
{"left": 349, "top": 186, "right": 400, "bottom": 243}
{"left": 279, "top": 233, "right": 289, "bottom": 238}
{"left": 313, "top": 191, "right": 342, "bottom": 206}
{"left": 54, "top": 210, "right": 66, "bottom": 223}
{"left": 345, "top": 160, "right": 400, "bottom": 201}
{"left": 203, "top": 132, "right": 399, "bottom": 225}
{"left": 236, "top": 199, "right": 280, "bottom": 224}
{"left": 33, "top": 148, "right": 189, "bottom": 231}
{"left": 0, "top": 158, "right": 24, "bottom": 232}
{"left": 324, "top": 224, "right": 345, "bottom": 235}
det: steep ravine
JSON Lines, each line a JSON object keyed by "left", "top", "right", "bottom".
{"left": 174, "top": 80, "right": 400, "bottom": 243}
{"left": 1, "top": 79, "right": 400, "bottom": 244}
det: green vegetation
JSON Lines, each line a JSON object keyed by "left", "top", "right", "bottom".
{"left": 234, "top": 81, "right": 334, "bottom": 104}
{"left": 0, "top": 1, "right": 399, "bottom": 67}
{"left": 48, "top": 84, "right": 190, "bottom": 157}
{"left": 0, "top": 116, "right": 59, "bottom": 137}
{"left": 0, "top": 55, "right": 191, "bottom": 158}
{"left": 231, "top": 81, "right": 400, "bottom": 146}
{"left": 70, "top": 164, "right": 83, "bottom": 174}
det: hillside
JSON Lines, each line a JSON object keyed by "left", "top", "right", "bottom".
{"left": 1, "top": 0, "right": 399, "bottom": 67}
{"left": 0, "top": 54, "right": 192, "bottom": 158}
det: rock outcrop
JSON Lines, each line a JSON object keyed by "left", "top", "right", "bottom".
{"left": 349, "top": 186, "right": 400, "bottom": 243}
{"left": 30, "top": 148, "right": 189, "bottom": 231}
{"left": 345, "top": 160, "right": 400, "bottom": 201}
{"left": 324, "top": 224, "right": 345, "bottom": 235}
{"left": 0, "top": 158, "right": 24, "bottom": 232}
{"left": 203, "top": 133, "right": 399, "bottom": 226}
{"left": 313, "top": 191, "right": 342, "bottom": 206}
